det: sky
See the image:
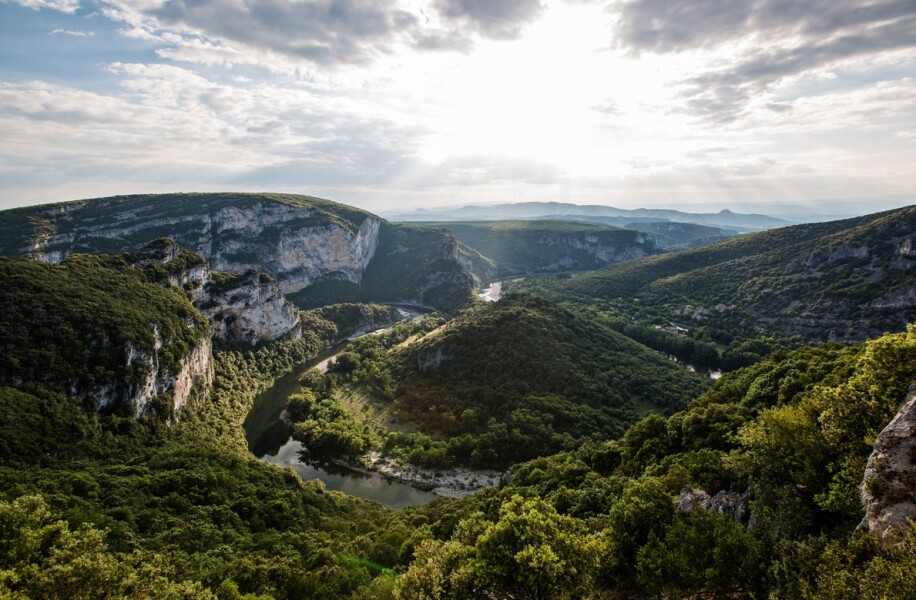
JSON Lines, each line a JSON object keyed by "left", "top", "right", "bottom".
{"left": 0, "top": 0, "right": 914, "bottom": 216}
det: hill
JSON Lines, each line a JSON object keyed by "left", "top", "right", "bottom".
{"left": 407, "top": 220, "right": 660, "bottom": 276}
{"left": 0, "top": 192, "right": 493, "bottom": 311}
{"left": 319, "top": 294, "right": 711, "bottom": 467}
{"left": 0, "top": 247, "right": 422, "bottom": 597}
{"left": 388, "top": 200, "right": 792, "bottom": 231}
{"left": 398, "top": 326, "right": 916, "bottom": 599}
{"left": 1, "top": 222, "right": 913, "bottom": 599}
{"left": 0, "top": 253, "right": 213, "bottom": 418}
{"left": 621, "top": 220, "right": 736, "bottom": 248}
{"left": 514, "top": 205, "right": 916, "bottom": 364}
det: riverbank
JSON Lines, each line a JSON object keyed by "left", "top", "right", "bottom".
{"left": 337, "top": 451, "right": 501, "bottom": 498}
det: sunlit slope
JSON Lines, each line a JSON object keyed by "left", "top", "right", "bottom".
{"left": 517, "top": 205, "right": 916, "bottom": 342}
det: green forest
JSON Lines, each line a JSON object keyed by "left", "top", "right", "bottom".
{"left": 0, "top": 198, "right": 914, "bottom": 599}
{"left": 308, "top": 295, "right": 709, "bottom": 468}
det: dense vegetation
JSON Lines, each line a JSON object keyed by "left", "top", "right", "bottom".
{"left": 2, "top": 205, "right": 914, "bottom": 599}
{"left": 513, "top": 205, "right": 916, "bottom": 367}
{"left": 308, "top": 295, "right": 710, "bottom": 468}
{"left": 394, "top": 326, "right": 916, "bottom": 598}
{"left": 0, "top": 254, "right": 209, "bottom": 406}
{"left": 300, "top": 303, "right": 403, "bottom": 342}
{"left": 0, "top": 253, "right": 425, "bottom": 597}
{"left": 0, "top": 339, "right": 428, "bottom": 598}
{"left": 410, "top": 220, "right": 659, "bottom": 276}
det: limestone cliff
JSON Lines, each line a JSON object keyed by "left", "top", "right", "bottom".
{"left": 413, "top": 221, "right": 658, "bottom": 278}
{"left": 861, "top": 383, "right": 916, "bottom": 544}
{"left": 197, "top": 271, "right": 302, "bottom": 344}
{"left": 0, "top": 193, "right": 483, "bottom": 311}
{"left": 89, "top": 331, "right": 214, "bottom": 419}
{"left": 2, "top": 193, "right": 380, "bottom": 294}
{"left": 534, "top": 233, "right": 651, "bottom": 269}
{"left": 131, "top": 239, "right": 302, "bottom": 345}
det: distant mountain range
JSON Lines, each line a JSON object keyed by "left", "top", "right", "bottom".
{"left": 387, "top": 201, "right": 793, "bottom": 232}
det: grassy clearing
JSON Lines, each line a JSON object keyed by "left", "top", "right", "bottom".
{"left": 336, "top": 385, "right": 417, "bottom": 435}
{"left": 395, "top": 324, "right": 447, "bottom": 349}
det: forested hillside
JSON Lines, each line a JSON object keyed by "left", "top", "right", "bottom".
{"left": 0, "top": 253, "right": 421, "bottom": 597}
{"left": 0, "top": 238, "right": 913, "bottom": 599}
{"left": 0, "top": 254, "right": 210, "bottom": 416}
{"left": 514, "top": 205, "right": 916, "bottom": 368}
{"left": 394, "top": 326, "right": 916, "bottom": 599}
{"left": 313, "top": 295, "right": 710, "bottom": 468}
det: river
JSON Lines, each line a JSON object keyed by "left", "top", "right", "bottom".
{"left": 244, "top": 305, "right": 442, "bottom": 508}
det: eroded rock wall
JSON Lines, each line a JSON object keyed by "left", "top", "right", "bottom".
{"left": 861, "top": 383, "right": 916, "bottom": 544}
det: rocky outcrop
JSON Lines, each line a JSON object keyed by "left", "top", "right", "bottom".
{"left": 132, "top": 238, "right": 211, "bottom": 299}
{"left": 197, "top": 271, "right": 302, "bottom": 344}
{"left": 676, "top": 487, "right": 752, "bottom": 527}
{"left": 9, "top": 194, "right": 381, "bottom": 294}
{"left": 535, "top": 234, "right": 652, "bottom": 266}
{"left": 860, "top": 383, "right": 916, "bottom": 545}
{"left": 131, "top": 239, "right": 302, "bottom": 344}
{"left": 89, "top": 327, "right": 213, "bottom": 419}
{"left": 417, "top": 346, "right": 449, "bottom": 372}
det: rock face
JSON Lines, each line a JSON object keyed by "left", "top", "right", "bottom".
{"left": 861, "top": 383, "right": 916, "bottom": 545}
{"left": 6, "top": 193, "right": 381, "bottom": 294}
{"left": 774, "top": 229, "right": 916, "bottom": 342}
{"left": 676, "top": 487, "right": 752, "bottom": 527}
{"left": 0, "top": 193, "right": 488, "bottom": 311}
{"left": 197, "top": 271, "right": 302, "bottom": 344}
{"left": 87, "top": 238, "right": 305, "bottom": 417}
{"left": 417, "top": 346, "right": 449, "bottom": 372}
{"left": 90, "top": 327, "right": 214, "bottom": 419}
{"left": 535, "top": 233, "right": 652, "bottom": 266}
{"left": 131, "top": 239, "right": 302, "bottom": 344}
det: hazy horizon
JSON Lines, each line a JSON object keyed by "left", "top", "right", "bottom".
{"left": 2, "top": 1, "right": 915, "bottom": 217}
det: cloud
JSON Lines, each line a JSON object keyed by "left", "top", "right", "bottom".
{"left": 5, "top": 0, "right": 80, "bottom": 13}
{"left": 0, "top": 65, "right": 429, "bottom": 194}
{"left": 50, "top": 28, "right": 94, "bottom": 36}
{"left": 433, "top": 0, "right": 545, "bottom": 40}
{"left": 141, "top": 0, "right": 419, "bottom": 66}
{"left": 612, "top": 0, "right": 754, "bottom": 53}
{"left": 610, "top": 0, "right": 916, "bottom": 121}
{"left": 93, "top": 1, "right": 549, "bottom": 71}
{"left": 93, "top": 0, "right": 542, "bottom": 71}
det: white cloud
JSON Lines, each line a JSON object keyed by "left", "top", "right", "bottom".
{"left": 50, "top": 27, "right": 93, "bottom": 36}
{"left": 1, "top": 0, "right": 915, "bottom": 212}
{"left": 5, "top": 0, "right": 80, "bottom": 13}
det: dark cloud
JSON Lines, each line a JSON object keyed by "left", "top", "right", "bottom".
{"left": 611, "top": 0, "right": 916, "bottom": 121}
{"left": 613, "top": 0, "right": 753, "bottom": 53}
{"left": 146, "top": 0, "right": 420, "bottom": 65}
{"left": 433, "top": 0, "right": 545, "bottom": 40}
{"left": 128, "top": 0, "right": 545, "bottom": 67}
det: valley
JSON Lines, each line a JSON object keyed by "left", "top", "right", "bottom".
{"left": 0, "top": 193, "right": 913, "bottom": 599}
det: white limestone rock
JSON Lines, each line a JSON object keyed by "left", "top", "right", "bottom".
{"left": 861, "top": 383, "right": 916, "bottom": 545}
{"left": 197, "top": 271, "right": 302, "bottom": 344}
